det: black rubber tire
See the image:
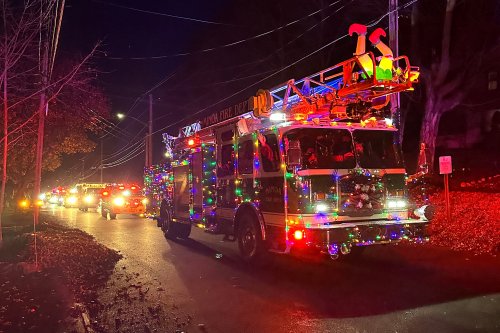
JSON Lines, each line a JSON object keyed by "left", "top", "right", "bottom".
{"left": 176, "top": 223, "right": 191, "bottom": 239}
{"left": 237, "top": 214, "right": 264, "bottom": 262}
{"left": 109, "top": 211, "right": 117, "bottom": 220}
{"left": 160, "top": 202, "right": 177, "bottom": 239}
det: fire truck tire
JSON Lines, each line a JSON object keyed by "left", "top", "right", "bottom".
{"left": 237, "top": 214, "right": 263, "bottom": 262}
{"left": 160, "top": 206, "right": 177, "bottom": 239}
{"left": 176, "top": 223, "right": 191, "bottom": 239}
{"left": 109, "top": 211, "right": 117, "bottom": 220}
{"left": 163, "top": 219, "right": 177, "bottom": 239}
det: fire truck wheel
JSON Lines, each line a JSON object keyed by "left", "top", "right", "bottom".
{"left": 237, "top": 215, "right": 263, "bottom": 262}
{"left": 176, "top": 223, "right": 191, "bottom": 239}
{"left": 109, "top": 211, "right": 117, "bottom": 220}
{"left": 161, "top": 208, "right": 177, "bottom": 239}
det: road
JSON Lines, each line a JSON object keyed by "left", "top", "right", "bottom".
{"left": 43, "top": 206, "right": 500, "bottom": 333}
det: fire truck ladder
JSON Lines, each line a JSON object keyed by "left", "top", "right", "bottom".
{"left": 263, "top": 52, "right": 419, "bottom": 120}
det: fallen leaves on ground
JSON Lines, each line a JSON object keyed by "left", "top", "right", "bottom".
{"left": 427, "top": 191, "right": 500, "bottom": 255}
{"left": 0, "top": 221, "right": 121, "bottom": 332}
{"left": 29, "top": 223, "right": 121, "bottom": 304}
{"left": 409, "top": 176, "right": 500, "bottom": 255}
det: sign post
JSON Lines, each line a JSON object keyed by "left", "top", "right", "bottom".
{"left": 439, "top": 156, "right": 452, "bottom": 222}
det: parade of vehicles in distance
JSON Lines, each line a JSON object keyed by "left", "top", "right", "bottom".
{"left": 143, "top": 23, "right": 430, "bottom": 262}
{"left": 45, "top": 183, "right": 148, "bottom": 220}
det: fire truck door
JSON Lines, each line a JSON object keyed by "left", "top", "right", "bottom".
{"left": 191, "top": 151, "right": 203, "bottom": 221}
{"left": 173, "top": 165, "right": 190, "bottom": 220}
{"left": 216, "top": 126, "right": 237, "bottom": 209}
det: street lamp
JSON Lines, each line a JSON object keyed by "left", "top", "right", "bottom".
{"left": 116, "top": 113, "right": 146, "bottom": 126}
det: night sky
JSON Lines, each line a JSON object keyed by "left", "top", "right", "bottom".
{"left": 52, "top": 0, "right": 394, "bottom": 182}
{"left": 52, "top": 0, "right": 414, "bottom": 185}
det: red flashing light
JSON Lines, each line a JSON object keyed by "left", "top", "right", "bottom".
{"left": 119, "top": 186, "right": 125, "bottom": 190}
{"left": 102, "top": 191, "right": 109, "bottom": 196}
{"left": 131, "top": 186, "right": 137, "bottom": 190}
{"left": 188, "top": 139, "right": 195, "bottom": 146}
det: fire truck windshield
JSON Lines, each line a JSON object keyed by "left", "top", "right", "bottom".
{"left": 285, "top": 128, "right": 356, "bottom": 169}
{"left": 352, "top": 130, "right": 403, "bottom": 169}
{"left": 285, "top": 128, "right": 403, "bottom": 170}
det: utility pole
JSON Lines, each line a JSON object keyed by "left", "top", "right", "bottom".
{"left": 81, "top": 158, "right": 85, "bottom": 181}
{"left": 389, "top": 0, "right": 401, "bottom": 140}
{"left": 33, "top": 41, "right": 49, "bottom": 226}
{"left": 144, "top": 137, "right": 149, "bottom": 166}
{"left": 148, "top": 93, "right": 153, "bottom": 166}
{"left": 0, "top": 67, "right": 8, "bottom": 245}
{"left": 100, "top": 139, "right": 103, "bottom": 183}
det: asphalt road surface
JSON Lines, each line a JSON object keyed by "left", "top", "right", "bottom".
{"left": 43, "top": 206, "right": 500, "bottom": 333}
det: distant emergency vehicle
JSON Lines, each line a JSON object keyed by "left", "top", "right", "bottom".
{"left": 100, "top": 184, "right": 147, "bottom": 219}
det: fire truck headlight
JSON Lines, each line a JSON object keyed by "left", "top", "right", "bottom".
{"left": 122, "top": 190, "right": 131, "bottom": 197}
{"left": 67, "top": 196, "right": 78, "bottom": 205}
{"left": 387, "top": 199, "right": 407, "bottom": 209}
{"left": 39, "top": 193, "right": 46, "bottom": 201}
{"left": 113, "top": 197, "right": 125, "bottom": 206}
{"left": 84, "top": 195, "right": 94, "bottom": 204}
{"left": 314, "top": 202, "right": 330, "bottom": 213}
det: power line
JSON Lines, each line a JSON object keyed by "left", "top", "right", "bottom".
{"left": 91, "top": 0, "right": 419, "bottom": 172}
{"left": 91, "top": 0, "right": 235, "bottom": 26}
{"left": 105, "top": 0, "right": 345, "bottom": 60}
{"left": 95, "top": 0, "right": 356, "bottom": 156}
{"left": 102, "top": 136, "right": 145, "bottom": 161}
{"left": 151, "top": 0, "right": 419, "bottom": 137}
{"left": 102, "top": 148, "right": 145, "bottom": 169}
{"left": 102, "top": 143, "right": 144, "bottom": 167}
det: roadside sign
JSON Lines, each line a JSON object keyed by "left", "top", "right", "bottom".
{"left": 439, "top": 156, "right": 453, "bottom": 221}
{"left": 439, "top": 156, "right": 452, "bottom": 174}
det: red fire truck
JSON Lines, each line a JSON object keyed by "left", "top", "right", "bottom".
{"left": 144, "top": 24, "right": 428, "bottom": 261}
{"left": 100, "top": 184, "right": 147, "bottom": 219}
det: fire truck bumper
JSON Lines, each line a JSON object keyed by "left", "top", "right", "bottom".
{"left": 289, "top": 219, "right": 429, "bottom": 255}
{"left": 114, "top": 208, "right": 146, "bottom": 215}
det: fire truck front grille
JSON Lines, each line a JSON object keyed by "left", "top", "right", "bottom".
{"left": 338, "top": 174, "right": 384, "bottom": 216}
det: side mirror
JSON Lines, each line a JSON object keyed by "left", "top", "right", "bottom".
{"left": 286, "top": 140, "right": 301, "bottom": 167}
